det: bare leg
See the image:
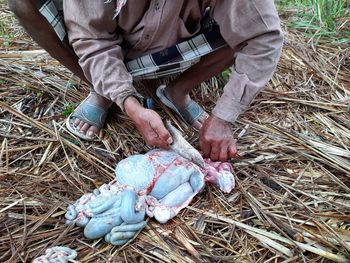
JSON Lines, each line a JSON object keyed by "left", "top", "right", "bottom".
{"left": 8, "top": 0, "right": 112, "bottom": 137}
{"left": 8, "top": 0, "right": 86, "bottom": 81}
{"left": 165, "top": 46, "right": 235, "bottom": 130}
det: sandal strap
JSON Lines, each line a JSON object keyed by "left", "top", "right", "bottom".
{"left": 178, "top": 100, "right": 204, "bottom": 125}
{"left": 156, "top": 85, "right": 206, "bottom": 126}
{"left": 71, "top": 102, "right": 107, "bottom": 129}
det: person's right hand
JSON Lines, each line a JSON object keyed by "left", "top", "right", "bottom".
{"left": 124, "top": 96, "right": 173, "bottom": 149}
{"left": 133, "top": 108, "right": 173, "bottom": 148}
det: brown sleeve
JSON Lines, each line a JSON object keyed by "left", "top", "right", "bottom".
{"left": 63, "top": 0, "right": 142, "bottom": 111}
{"left": 211, "top": 0, "right": 284, "bottom": 123}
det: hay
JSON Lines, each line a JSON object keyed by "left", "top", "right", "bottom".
{"left": 1, "top": 3, "right": 350, "bottom": 262}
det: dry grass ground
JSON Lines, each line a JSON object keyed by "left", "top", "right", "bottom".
{"left": 0, "top": 2, "right": 350, "bottom": 263}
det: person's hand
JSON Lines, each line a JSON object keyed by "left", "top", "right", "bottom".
{"left": 133, "top": 109, "right": 173, "bottom": 148}
{"left": 124, "top": 96, "right": 173, "bottom": 149}
{"left": 199, "top": 115, "right": 237, "bottom": 162}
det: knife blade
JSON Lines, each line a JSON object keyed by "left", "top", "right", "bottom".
{"left": 165, "top": 121, "right": 205, "bottom": 169}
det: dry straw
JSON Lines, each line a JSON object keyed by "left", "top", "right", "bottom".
{"left": 0, "top": 3, "right": 350, "bottom": 263}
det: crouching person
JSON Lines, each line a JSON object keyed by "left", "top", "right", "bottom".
{"left": 8, "top": 0, "right": 283, "bottom": 162}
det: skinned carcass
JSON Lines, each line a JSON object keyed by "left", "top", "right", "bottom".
{"left": 65, "top": 122, "right": 235, "bottom": 246}
{"left": 65, "top": 149, "right": 235, "bottom": 246}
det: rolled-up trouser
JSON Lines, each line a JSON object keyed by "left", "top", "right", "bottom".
{"left": 35, "top": 0, "right": 227, "bottom": 80}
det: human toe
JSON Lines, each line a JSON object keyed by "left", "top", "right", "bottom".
{"left": 74, "top": 118, "right": 81, "bottom": 127}
{"left": 80, "top": 123, "right": 91, "bottom": 134}
{"left": 77, "top": 120, "right": 85, "bottom": 131}
{"left": 87, "top": 126, "right": 99, "bottom": 137}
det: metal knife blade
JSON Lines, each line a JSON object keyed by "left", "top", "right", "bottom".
{"left": 165, "top": 120, "right": 205, "bottom": 169}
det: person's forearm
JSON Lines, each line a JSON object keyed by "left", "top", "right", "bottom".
{"left": 213, "top": 29, "right": 283, "bottom": 123}
{"left": 211, "top": 0, "right": 283, "bottom": 123}
{"left": 124, "top": 96, "right": 144, "bottom": 121}
{"left": 9, "top": 0, "right": 88, "bottom": 82}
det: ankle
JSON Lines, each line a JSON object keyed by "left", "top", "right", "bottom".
{"left": 88, "top": 92, "right": 112, "bottom": 108}
{"left": 165, "top": 84, "right": 188, "bottom": 99}
{"left": 164, "top": 85, "right": 191, "bottom": 109}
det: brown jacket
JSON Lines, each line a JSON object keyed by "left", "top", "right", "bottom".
{"left": 64, "top": 0, "right": 283, "bottom": 123}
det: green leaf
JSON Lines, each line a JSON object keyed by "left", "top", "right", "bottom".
{"left": 62, "top": 105, "right": 74, "bottom": 117}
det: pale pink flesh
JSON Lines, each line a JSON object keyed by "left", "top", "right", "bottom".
{"left": 144, "top": 157, "right": 235, "bottom": 223}
{"left": 67, "top": 150, "right": 235, "bottom": 234}
{"left": 203, "top": 159, "right": 235, "bottom": 193}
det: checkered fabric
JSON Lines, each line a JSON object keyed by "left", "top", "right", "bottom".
{"left": 37, "top": 0, "right": 227, "bottom": 79}
{"left": 125, "top": 25, "right": 227, "bottom": 80}
{"left": 35, "top": 0, "right": 65, "bottom": 41}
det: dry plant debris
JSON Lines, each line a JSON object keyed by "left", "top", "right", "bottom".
{"left": 1, "top": 3, "right": 350, "bottom": 263}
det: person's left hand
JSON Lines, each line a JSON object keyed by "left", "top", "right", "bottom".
{"left": 199, "top": 115, "right": 237, "bottom": 162}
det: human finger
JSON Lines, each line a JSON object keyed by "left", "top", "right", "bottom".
{"left": 199, "top": 134, "right": 211, "bottom": 158}
{"left": 150, "top": 120, "right": 173, "bottom": 145}
{"left": 153, "top": 137, "right": 170, "bottom": 149}
{"left": 145, "top": 129, "right": 168, "bottom": 149}
{"left": 219, "top": 144, "right": 229, "bottom": 162}
{"left": 209, "top": 141, "right": 220, "bottom": 161}
{"left": 144, "top": 132, "right": 158, "bottom": 147}
{"left": 228, "top": 143, "right": 237, "bottom": 158}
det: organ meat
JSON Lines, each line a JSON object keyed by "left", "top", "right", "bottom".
{"left": 65, "top": 149, "right": 235, "bottom": 246}
{"left": 65, "top": 122, "right": 235, "bottom": 246}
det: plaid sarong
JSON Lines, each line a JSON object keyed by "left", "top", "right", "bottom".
{"left": 35, "top": 0, "right": 65, "bottom": 41}
{"left": 36, "top": 0, "right": 227, "bottom": 80}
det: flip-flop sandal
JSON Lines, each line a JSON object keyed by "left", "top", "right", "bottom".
{"left": 156, "top": 85, "right": 207, "bottom": 129}
{"left": 66, "top": 93, "right": 108, "bottom": 141}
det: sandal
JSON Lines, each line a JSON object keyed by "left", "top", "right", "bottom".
{"left": 156, "top": 85, "right": 207, "bottom": 129}
{"left": 66, "top": 93, "right": 109, "bottom": 141}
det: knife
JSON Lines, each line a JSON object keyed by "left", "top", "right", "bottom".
{"left": 165, "top": 121, "right": 205, "bottom": 169}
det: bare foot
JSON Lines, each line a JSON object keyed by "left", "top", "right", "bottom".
{"left": 74, "top": 92, "right": 112, "bottom": 137}
{"left": 164, "top": 85, "right": 208, "bottom": 130}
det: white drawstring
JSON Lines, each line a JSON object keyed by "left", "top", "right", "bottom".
{"left": 105, "top": 0, "right": 128, "bottom": 19}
